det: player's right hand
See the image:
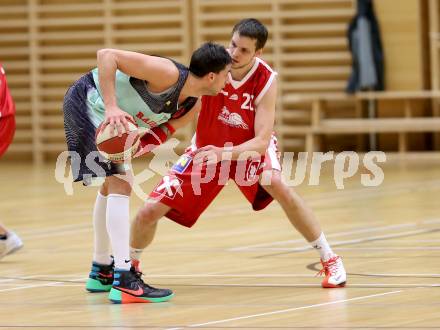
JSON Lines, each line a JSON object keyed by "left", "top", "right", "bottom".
{"left": 103, "top": 106, "right": 133, "bottom": 137}
{"left": 193, "top": 145, "right": 222, "bottom": 166}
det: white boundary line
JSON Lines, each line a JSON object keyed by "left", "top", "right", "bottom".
{"left": 164, "top": 283, "right": 439, "bottom": 288}
{"left": 165, "top": 290, "right": 403, "bottom": 330}
{"left": 140, "top": 273, "right": 440, "bottom": 278}
{"left": 10, "top": 179, "right": 440, "bottom": 241}
{"left": 0, "top": 283, "right": 65, "bottom": 293}
{"left": 204, "top": 177, "right": 440, "bottom": 219}
{"left": 328, "top": 247, "right": 440, "bottom": 250}
{"left": 0, "top": 277, "right": 87, "bottom": 293}
{"left": 1, "top": 274, "right": 86, "bottom": 279}
{"left": 0, "top": 282, "right": 438, "bottom": 290}
{"left": 229, "top": 219, "right": 440, "bottom": 251}
{"left": 0, "top": 281, "right": 66, "bottom": 293}
{"left": 4, "top": 273, "right": 440, "bottom": 279}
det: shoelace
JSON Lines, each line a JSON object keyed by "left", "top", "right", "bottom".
{"left": 131, "top": 268, "right": 156, "bottom": 290}
{"left": 317, "top": 256, "right": 340, "bottom": 276}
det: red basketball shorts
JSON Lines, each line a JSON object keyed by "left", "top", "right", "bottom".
{"left": 149, "top": 135, "right": 281, "bottom": 227}
{"left": 0, "top": 115, "right": 16, "bottom": 158}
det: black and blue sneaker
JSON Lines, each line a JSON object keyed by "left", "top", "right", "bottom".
{"left": 108, "top": 267, "right": 174, "bottom": 304}
{"left": 85, "top": 261, "right": 114, "bottom": 292}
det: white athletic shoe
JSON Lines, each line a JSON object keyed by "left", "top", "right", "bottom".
{"left": 0, "top": 231, "right": 23, "bottom": 260}
{"left": 318, "top": 255, "right": 346, "bottom": 288}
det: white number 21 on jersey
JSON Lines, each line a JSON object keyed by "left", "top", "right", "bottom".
{"left": 241, "top": 93, "right": 254, "bottom": 111}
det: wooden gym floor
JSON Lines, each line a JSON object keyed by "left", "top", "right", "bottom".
{"left": 0, "top": 156, "right": 439, "bottom": 329}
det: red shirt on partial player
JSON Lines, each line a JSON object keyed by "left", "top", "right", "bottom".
{"left": 0, "top": 63, "right": 17, "bottom": 158}
{"left": 196, "top": 57, "right": 276, "bottom": 148}
{"left": 0, "top": 63, "right": 15, "bottom": 118}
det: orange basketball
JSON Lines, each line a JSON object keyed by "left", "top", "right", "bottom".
{"left": 95, "top": 119, "right": 140, "bottom": 162}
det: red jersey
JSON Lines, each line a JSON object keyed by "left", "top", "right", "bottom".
{"left": 196, "top": 57, "right": 276, "bottom": 148}
{"left": 150, "top": 58, "right": 280, "bottom": 227}
{"left": 0, "top": 64, "right": 15, "bottom": 118}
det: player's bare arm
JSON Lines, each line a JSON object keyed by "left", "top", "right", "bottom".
{"left": 97, "top": 49, "right": 179, "bottom": 135}
{"left": 194, "top": 78, "right": 277, "bottom": 166}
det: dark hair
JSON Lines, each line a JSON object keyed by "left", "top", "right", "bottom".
{"left": 189, "top": 42, "right": 232, "bottom": 78}
{"left": 231, "top": 18, "right": 268, "bottom": 51}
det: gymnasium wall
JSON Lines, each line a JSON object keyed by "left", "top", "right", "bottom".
{"left": 0, "top": 0, "right": 433, "bottom": 162}
{"left": 373, "top": 0, "right": 430, "bottom": 151}
{"left": 375, "top": 0, "right": 428, "bottom": 91}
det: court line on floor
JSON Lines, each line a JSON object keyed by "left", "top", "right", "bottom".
{"left": 206, "top": 177, "right": 440, "bottom": 218}
{"left": 163, "top": 283, "right": 439, "bottom": 288}
{"left": 0, "top": 274, "right": 85, "bottom": 281}
{"left": 19, "top": 217, "right": 432, "bottom": 243}
{"left": 129, "top": 273, "right": 440, "bottom": 278}
{"left": 165, "top": 290, "right": 403, "bottom": 330}
{"left": 387, "top": 239, "right": 440, "bottom": 242}
{"left": 14, "top": 179, "right": 440, "bottom": 241}
{"left": 0, "top": 283, "right": 438, "bottom": 290}
{"left": 255, "top": 228, "right": 440, "bottom": 258}
{"left": 0, "top": 275, "right": 51, "bottom": 284}
{"left": 229, "top": 219, "right": 440, "bottom": 251}
{"left": 1, "top": 273, "right": 438, "bottom": 290}
{"left": 14, "top": 272, "right": 440, "bottom": 278}
{"left": 0, "top": 282, "right": 65, "bottom": 293}
{"left": 246, "top": 228, "right": 440, "bottom": 253}
{"left": 0, "top": 277, "right": 437, "bottom": 291}
{"left": 0, "top": 277, "right": 87, "bottom": 293}
{"left": 325, "top": 247, "right": 440, "bottom": 250}
{"left": 4, "top": 273, "right": 439, "bottom": 281}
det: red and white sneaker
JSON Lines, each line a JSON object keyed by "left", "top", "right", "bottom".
{"left": 318, "top": 255, "right": 346, "bottom": 288}
{"left": 0, "top": 231, "right": 23, "bottom": 260}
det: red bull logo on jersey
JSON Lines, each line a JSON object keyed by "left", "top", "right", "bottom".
{"left": 217, "top": 106, "right": 249, "bottom": 130}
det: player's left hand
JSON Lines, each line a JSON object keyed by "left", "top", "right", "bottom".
{"left": 193, "top": 145, "right": 224, "bottom": 166}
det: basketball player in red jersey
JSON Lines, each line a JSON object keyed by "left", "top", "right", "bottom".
{"left": 130, "top": 19, "right": 346, "bottom": 288}
{"left": 0, "top": 63, "right": 24, "bottom": 260}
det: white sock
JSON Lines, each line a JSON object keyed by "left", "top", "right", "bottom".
{"left": 92, "top": 192, "right": 112, "bottom": 265}
{"left": 310, "top": 232, "right": 335, "bottom": 261}
{"left": 130, "top": 247, "right": 144, "bottom": 261}
{"left": 106, "top": 194, "right": 131, "bottom": 270}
